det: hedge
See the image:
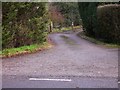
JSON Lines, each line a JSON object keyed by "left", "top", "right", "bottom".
{"left": 2, "top": 2, "right": 48, "bottom": 49}
{"left": 78, "top": 2, "right": 98, "bottom": 37}
{"left": 97, "top": 4, "right": 120, "bottom": 44}
{"left": 78, "top": 3, "right": 120, "bottom": 44}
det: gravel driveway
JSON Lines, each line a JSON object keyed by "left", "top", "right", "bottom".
{"left": 2, "top": 31, "right": 118, "bottom": 88}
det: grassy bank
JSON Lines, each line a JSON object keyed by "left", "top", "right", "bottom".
{"left": 52, "top": 26, "right": 81, "bottom": 33}
{"left": 77, "top": 31, "right": 120, "bottom": 48}
{"left": 1, "top": 42, "right": 53, "bottom": 58}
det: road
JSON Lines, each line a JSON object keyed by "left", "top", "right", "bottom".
{"left": 2, "top": 31, "right": 118, "bottom": 88}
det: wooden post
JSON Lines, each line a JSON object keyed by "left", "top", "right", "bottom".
{"left": 49, "top": 21, "right": 53, "bottom": 33}
{"left": 72, "top": 22, "right": 74, "bottom": 32}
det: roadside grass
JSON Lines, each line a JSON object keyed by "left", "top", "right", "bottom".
{"left": 53, "top": 27, "right": 71, "bottom": 33}
{"left": 52, "top": 26, "right": 81, "bottom": 33}
{"left": 77, "top": 31, "right": 120, "bottom": 48}
{"left": 1, "top": 42, "right": 52, "bottom": 58}
{"left": 74, "top": 26, "right": 81, "bottom": 29}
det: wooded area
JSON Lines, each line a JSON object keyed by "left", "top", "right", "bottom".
{"left": 2, "top": 2, "right": 120, "bottom": 51}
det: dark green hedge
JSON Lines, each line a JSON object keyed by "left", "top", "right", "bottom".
{"left": 97, "top": 4, "right": 120, "bottom": 44}
{"left": 78, "top": 3, "right": 120, "bottom": 44}
{"left": 78, "top": 2, "right": 98, "bottom": 37}
{"left": 2, "top": 2, "right": 48, "bottom": 49}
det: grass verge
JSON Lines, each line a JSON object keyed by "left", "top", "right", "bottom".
{"left": 77, "top": 31, "right": 120, "bottom": 48}
{"left": 52, "top": 26, "right": 81, "bottom": 33}
{"left": 1, "top": 42, "right": 53, "bottom": 58}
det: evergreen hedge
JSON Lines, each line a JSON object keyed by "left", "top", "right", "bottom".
{"left": 2, "top": 2, "right": 48, "bottom": 49}
{"left": 78, "top": 3, "right": 120, "bottom": 44}
{"left": 78, "top": 2, "right": 98, "bottom": 37}
{"left": 97, "top": 4, "right": 120, "bottom": 44}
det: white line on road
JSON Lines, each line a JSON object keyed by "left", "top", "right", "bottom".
{"left": 118, "top": 81, "right": 120, "bottom": 84}
{"left": 29, "top": 78, "right": 72, "bottom": 82}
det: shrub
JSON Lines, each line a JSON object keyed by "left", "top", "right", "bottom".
{"left": 97, "top": 4, "right": 120, "bottom": 44}
{"left": 2, "top": 2, "right": 48, "bottom": 49}
{"left": 78, "top": 3, "right": 120, "bottom": 44}
{"left": 78, "top": 2, "right": 98, "bottom": 37}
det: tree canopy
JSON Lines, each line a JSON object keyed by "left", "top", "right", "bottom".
{"left": 49, "top": 2, "right": 81, "bottom": 27}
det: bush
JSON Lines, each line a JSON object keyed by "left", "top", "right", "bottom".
{"left": 2, "top": 2, "right": 48, "bottom": 49}
{"left": 78, "top": 3, "right": 120, "bottom": 44}
{"left": 78, "top": 2, "right": 98, "bottom": 37}
{"left": 97, "top": 4, "right": 120, "bottom": 44}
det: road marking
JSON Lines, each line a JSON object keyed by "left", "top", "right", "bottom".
{"left": 29, "top": 78, "right": 72, "bottom": 82}
{"left": 118, "top": 81, "right": 120, "bottom": 84}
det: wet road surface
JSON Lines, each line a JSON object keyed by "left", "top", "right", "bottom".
{"left": 2, "top": 31, "right": 118, "bottom": 88}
